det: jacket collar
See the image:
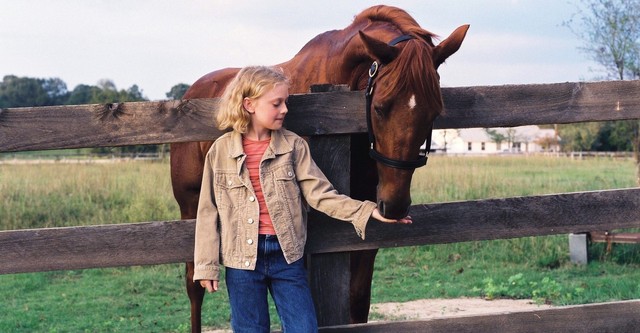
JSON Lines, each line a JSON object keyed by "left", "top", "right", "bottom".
{"left": 228, "top": 129, "right": 294, "bottom": 159}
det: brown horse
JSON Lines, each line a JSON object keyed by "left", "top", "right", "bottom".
{"left": 171, "top": 5, "right": 468, "bottom": 332}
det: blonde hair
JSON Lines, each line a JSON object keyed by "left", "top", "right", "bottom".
{"left": 216, "top": 66, "right": 290, "bottom": 133}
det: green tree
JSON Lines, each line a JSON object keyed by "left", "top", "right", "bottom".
{"left": 83, "top": 79, "right": 147, "bottom": 104}
{"left": 558, "top": 122, "right": 601, "bottom": 152}
{"left": 165, "top": 83, "right": 190, "bottom": 100}
{"left": 565, "top": 0, "right": 640, "bottom": 182}
{"left": 0, "top": 75, "right": 69, "bottom": 107}
{"left": 66, "top": 84, "right": 99, "bottom": 105}
{"left": 41, "top": 78, "right": 69, "bottom": 105}
{"left": 66, "top": 81, "right": 146, "bottom": 105}
{"left": 125, "top": 84, "right": 145, "bottom": 101}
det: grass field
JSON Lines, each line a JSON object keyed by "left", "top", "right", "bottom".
{"left": 1, "top": 155, "right": 639, "bottom": 332}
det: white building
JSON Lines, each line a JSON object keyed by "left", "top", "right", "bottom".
{"left": 429, "top": 126, "right": 560, "bottom": 154}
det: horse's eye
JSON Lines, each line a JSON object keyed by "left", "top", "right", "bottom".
{"left": 373, "top": 104, "right": 385, "bottom": 116}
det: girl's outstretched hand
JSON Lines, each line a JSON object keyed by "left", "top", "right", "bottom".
{"left": 199, "top": 280, "right": 219, "bottom": 293}
{"left": 372, "top": 208, "right": 412, "bottom": 224}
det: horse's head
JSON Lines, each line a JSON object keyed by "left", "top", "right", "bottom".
{"left": 357, "top": 22, "right": 469, "bottom": 218}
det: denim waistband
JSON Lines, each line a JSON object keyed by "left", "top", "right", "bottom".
{"left": 259, "top": 234, "right": 278, "bottom": 241}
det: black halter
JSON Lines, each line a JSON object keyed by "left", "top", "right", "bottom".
{"left": 365, "top": 34, "right": 429, "bottom": 170}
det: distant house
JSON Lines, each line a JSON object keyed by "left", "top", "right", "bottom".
{"left": 428, "top": 126, "right": 560, "bottom": 154}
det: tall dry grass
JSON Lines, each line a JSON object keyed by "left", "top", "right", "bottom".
{"left": 411, "top": 154, "right": 636, "bottom": 203}
{"left": 0, "top": 161, "right": 179, "bottom": 231}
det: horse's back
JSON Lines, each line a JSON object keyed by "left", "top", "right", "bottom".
{"left": 170, "top": 67, "right": 239, "bottom": 219}
{"left": 183, "top": 68, "right": 240, "bottom": 100}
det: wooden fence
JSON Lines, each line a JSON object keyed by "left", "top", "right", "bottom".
{"left": 2, "top": 80, "right": 640, "bottom": 331}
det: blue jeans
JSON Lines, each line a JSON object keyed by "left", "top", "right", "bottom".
{"left": 225, "top": 234, "right": 318, "bottom": 333}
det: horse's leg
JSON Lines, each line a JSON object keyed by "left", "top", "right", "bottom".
{"left": 171, "top": 142, "right": 208, "bottom": 333}
{"left": 186, "top": 261, "right": 205, "bottom": 333}
{"left": 349, "top": 249, "right": 378, "bottom": 323}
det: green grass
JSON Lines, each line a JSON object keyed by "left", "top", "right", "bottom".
{"left": 1, "top": 266, "right": 188, "bottom": 332}
{"left": 1, "top": 156, "right": 640, "bottom": 331}
{"left": 372, "top": 155, "right": 640, "bottom": 309}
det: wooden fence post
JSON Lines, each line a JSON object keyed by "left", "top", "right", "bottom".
{"left": 307, "top": 133, "right": 353, "bottom": 326}
{"left": 306, "top": 85, "right": 354, "bottom": 326}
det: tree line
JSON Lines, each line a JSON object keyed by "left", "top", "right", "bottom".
{"left": 0, "top": 75, "right": 190, "bottom": 155}
{"left": 0, "top": 75, "right": 190, "bottom": 108}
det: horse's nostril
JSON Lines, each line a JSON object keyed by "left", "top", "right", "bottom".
{"left": 377, "top": 200, "right": 385, "bottom": 217}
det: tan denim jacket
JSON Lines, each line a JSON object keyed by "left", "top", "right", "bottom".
{"left": 193, "top": 129, "right": 376, "bottom": 281}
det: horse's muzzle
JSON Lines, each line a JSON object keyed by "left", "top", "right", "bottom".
{"left": 377, "top": 199, "right": 411, "bottom": 220}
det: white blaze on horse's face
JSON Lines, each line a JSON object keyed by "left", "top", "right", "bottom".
{"left": 407, "top": 94, "right": 417, "bottom": 110}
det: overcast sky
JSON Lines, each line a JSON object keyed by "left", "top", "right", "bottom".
{"left": 1, "top": 0, "right": 596, "bottom": 101}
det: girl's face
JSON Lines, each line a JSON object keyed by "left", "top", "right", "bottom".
{"left": 243, "top": 83, "right": 289, "bottom": 139}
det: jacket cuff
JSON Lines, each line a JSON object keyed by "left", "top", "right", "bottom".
{"left": 193, "top": 265, "right": 220, "bottom": 282}
{"left": 352, "top": 200, "right": 377, "bottom": 240}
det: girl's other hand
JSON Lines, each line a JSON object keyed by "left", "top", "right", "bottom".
{"left": 199, "top": 280, "right": 219, "bottom": 293}
{"left": 372, "top": 208, "right": 412, "bottom": 224}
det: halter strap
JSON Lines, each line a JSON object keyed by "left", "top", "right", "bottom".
{"left": 364, "top": 34, "right": 429, "bottom": 170}
{"left": 388, "top": 34, "right": 415, "bottom": 46}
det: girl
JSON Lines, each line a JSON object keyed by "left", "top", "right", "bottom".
{"left": 193, "top": 65, "right": 411, "bottom": 332}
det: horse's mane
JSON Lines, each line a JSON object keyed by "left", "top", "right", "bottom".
{"left": 353, "top": 5, "right": 443, "bottom": 111}
{"left": 352, "top": 5, "right": 438, "bottom": 46}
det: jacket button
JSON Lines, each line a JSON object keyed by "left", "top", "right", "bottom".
{"left": 228, "top": 180, "right": 233, "bottom": 186}
{"left": 247, "top": 218, "right": 254, "bottom": 224}
{"left": 249, "top": 196, "right": 255, "bottom": 202}
{"left": 244, "top": 261, "right": 250, "bottom": 267}
{"left": 288, "top": 171, "right": 293, "bottom": 177}
{"left": 247, "top": 239, "right": 253, "bottom": 245}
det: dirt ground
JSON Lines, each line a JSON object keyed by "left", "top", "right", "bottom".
{"left": 369, "top": 297, "right": 554, "bottom": 321}
{"left": 203, "top": 298, "right": 554, "bottom": 332}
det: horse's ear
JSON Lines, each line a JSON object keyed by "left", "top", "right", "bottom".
{"left": 359, "top": 31, "right": 398, "bottom": 64}
{"left": 433, "top": 24, "right": 470, "bottom": 69}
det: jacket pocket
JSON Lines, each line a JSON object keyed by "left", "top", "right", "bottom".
{"left": 214, "top": 173, "right": 246, "bottom": 209}
{"left": 274, "top": 165, "right": 301, "bottom": 201}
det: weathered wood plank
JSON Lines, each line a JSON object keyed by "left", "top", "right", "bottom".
{"left": 439, "top": 80, "right": 640, "bottom": 128}
{"left": 318, "top": 300, "right": 640, "bottom": 333}
{"left": 305, "top": 187, "right": 640, "bottom": 253}
{"left": 0, "top": 99, "right": 223, "bottom": 152}
{"left": 2, "top": 188, "right": 640, "bottom": 275}
{"left": 0, "top": 91, "right": 365, "bottom": 152}
{"left": 3, "top": 81, "right": 640, "bottom": 152}
{"left": 0, "top": 220, "right": 194, "bottom": 274}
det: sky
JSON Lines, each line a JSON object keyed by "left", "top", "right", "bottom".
{"left": 0, "top": 0, "right": 597, "bottom": 101}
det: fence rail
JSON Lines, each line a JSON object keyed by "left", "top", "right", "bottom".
{"left": 2, "top": 187, "right": 640, "bottom": 275}
{"left": 3, "top": 81, "right": 640, "bottom": 152}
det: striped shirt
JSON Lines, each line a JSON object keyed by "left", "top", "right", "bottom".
{"left": 242, "top": 136, "right": 276, "bottom": 235}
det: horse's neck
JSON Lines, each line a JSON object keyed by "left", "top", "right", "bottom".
{"left": 278, "top": 30, "right": 365, "bottom": 93}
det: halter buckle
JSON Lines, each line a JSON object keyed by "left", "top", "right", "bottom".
{"left": 368, "top": 61, "right": 379, "bottom": 78}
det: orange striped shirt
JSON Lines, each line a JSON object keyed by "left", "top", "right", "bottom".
{"left": 242, "top": 136, "right": 276, "bottom": 235}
